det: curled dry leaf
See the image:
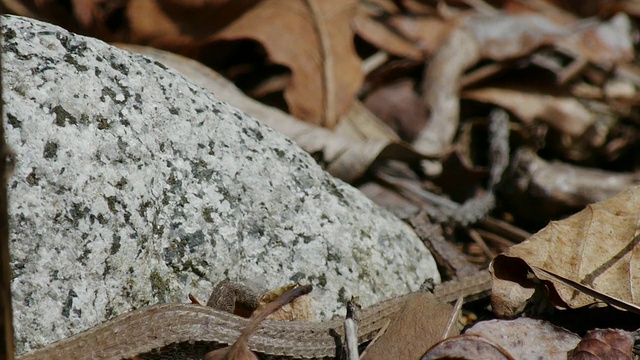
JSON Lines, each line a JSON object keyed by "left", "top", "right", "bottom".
{"left": 568, "top": 328, "right": 634, "bottom": 360}
{"left": 491, "top": 185, "right": 640, "bottom": 318}
{"left": 531, "top": 266, "right": 640, "bottom": 314}
{"left": 458, "top": 13, "right": 635, "bottom": 164}
{"left": 466, "top": 318, "right": 581, "bottom": 360}
{"left": 418, "top": 11, "right": 573, "bottom": 161}
{"left": 353, "top": 3, "right": 422, "bottom": 61}
{"left": 334, "top": 100, "right": 402, "bottom": 143}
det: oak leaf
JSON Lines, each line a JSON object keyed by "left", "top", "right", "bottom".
{"left": 212, "top": 0, "right": 362, "bottom": 128}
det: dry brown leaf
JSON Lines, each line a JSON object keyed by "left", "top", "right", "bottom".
{"left": 4, "top": 0, "right": 261, "bottom": 47}
{"left": 491, "top": 185, "right": 640, "bottom": 318}
{"left": 116, "top": 44, "right": 424, "bottom": 182}
{"left": 466, "top": 318, "right": 581, "bottom": 360}
{"left": 360, "top": 292, "right": 456, "bottom": 360}
{"left": 387, "top": 15, "right": 451, "bottom": 57}
{"left": 568, "top": 328, "right": 634, "bottom": 360}
{"left": 422, "top": 334, "right": 515, "bottom": 359}
{"left": 460, "top": 10, "right": 632, "bottom": 67}
{"left": 124, "top": 1, "right": 259, "bottom": 49}
{"left": 211, "top": 0, "right": 362, "bottom": 128}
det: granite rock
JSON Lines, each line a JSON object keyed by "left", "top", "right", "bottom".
{"left": 1, "top": 15, "right": 438, "bottom": 353}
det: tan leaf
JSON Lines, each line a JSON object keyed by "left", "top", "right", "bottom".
{"left": 568, "top": 329, "right": 634, "bottom": 360}
{"left": 491, "top": 185, "right": 640, "bottom": 317}
{"left": 212, "top": 0, "right": 362, "bottom": 128}
{"left": 121, "top": 1, "right": 258, "bottom": 47}
{"left": 531, "top": 266, "right": 640, "bottom": 314}
{"left": 353, "top": 4, "right": 422, "bottom": 60}
{"left": 466, "top": 318, "right": 581, "bottom": 360}
{"left": 360, "top": 293, "right": 456, "bottom": 360}
{"left": 422, "top": 334, "right": 514, "bottom": 359}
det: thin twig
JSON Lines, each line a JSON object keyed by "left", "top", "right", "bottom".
{"left": 467, "top": 228, "right": 495, "bottom": 259}
{"left": 410, "top": 213, "right": 479, "bottom": 278}
{"left": 344, "top": 298, "right": 360, "bottom": 360}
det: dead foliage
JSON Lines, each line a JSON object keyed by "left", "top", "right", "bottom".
{"left": 4, "top": 0, "right": 640, "bottom": 358}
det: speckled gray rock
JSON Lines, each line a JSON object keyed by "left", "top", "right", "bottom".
{"left": 1, "top": 15, "right": 438, "bottom": 354}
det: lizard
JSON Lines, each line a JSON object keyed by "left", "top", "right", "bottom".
{"left": 16, "top": 270, "right": 492, "bottom": 360}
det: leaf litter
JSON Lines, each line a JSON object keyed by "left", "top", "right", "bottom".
{"left": 4, "top": 0, "right": 640, "bottom": 358}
